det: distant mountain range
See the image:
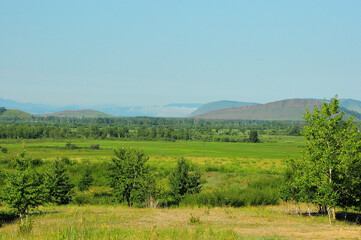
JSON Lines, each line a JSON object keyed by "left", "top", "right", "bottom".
{"left": 40, "top": 110, "right": 116, "bottom": 118}
{"left": 189, "top": 100, "right": 259, "bottom": 117}
{"left": 1, "top": 97, "right": 361, "bottom": 120}
{"left": 193, "top": 99, "right": 361, "bottom": 121}
{"left": 0, "top": 97, "right": 202, "bottom": 117}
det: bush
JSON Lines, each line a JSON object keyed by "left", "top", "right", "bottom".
{"left": 1, "top": 148, "right": 8, "bottom": 154}
{"left": 60, "top": 156, "right": 74, "bottom": 165}
{"left": 31, "top": 158, "right": 44, "bottom": 166}
{"left": 90, "top": 144, "right": 100, "bottom": 150}
{"left": 169, "top": 158, "right": 203, "bottom": 203}
{"left": 65, "top": 142, "right": 78, "bottom": 149}
{"left": 78, "top": 166, "right": 94, "bottom": 191}
{"left": 73, "top": 189, "right": 114, "bottom": 205}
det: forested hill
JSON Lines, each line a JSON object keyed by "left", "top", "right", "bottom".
{"left": 40, "top": 110, "right": 116, "bottom": 118}
{"left": 189, "top": 100, "right": 259, "bottom": 117}
{"left": 193, "top": 99, "right": 361, "bottom": 121}
{"left": 194, "top": 99, "right": 323, "bottom": 121}
{"left": 0, "top": 107, "right": 32, "bottom": 118}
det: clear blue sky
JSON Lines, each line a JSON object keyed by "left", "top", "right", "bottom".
{"left": 1, "top": 1, "right": 360, "bottom": 106}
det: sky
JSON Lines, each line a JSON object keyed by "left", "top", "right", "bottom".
{"left": 1, "top": 0, "right": 361, "bottom": 106}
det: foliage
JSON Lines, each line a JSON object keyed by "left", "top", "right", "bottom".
{"left": 169, "top": 158, "right": 203, "bottom": 202}
{"left": 65, "top": 142, "right": 78, "bottom": 149}
{"left": 78, "top": 165, "right": 94, "bottom": 191}
{"left": 44, "top": 160, "right": 75, "bottom": 205}
{"left": 108, "top": 147, "right": 156, "bottom": 207}
{"left": 281, "top": 97, "right": 361, "bottom": 222}
{"left": 180, "top": 178, "right": 280, "bottom": 207}
{"left": 1, "top": 147, "right": 7, "bottom": 153}
{"left": 0, "top": 107, "right": 6, "bottom": 115}
{"left": 288, "top": 125, "right": 302, "bottom": 136}
{"left": 90, "top": 144, "right": 100, "bottom": 149}
{"left": 1, "top": 152, "right": 45, "bottom": 223}
{"left": 189, "top": 214, "right": 201, "bottom": 224}
{"left": 248, "top": 130, "right": 260, "bottom": 143}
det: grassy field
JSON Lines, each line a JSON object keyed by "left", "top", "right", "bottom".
{"left": 0, "top": 135, "right": 302, "bottom": 161}
{"left": 2, "top": 135, "right": 361, "bottom": 239}
{"left": 1, "top": 204, "right": 361, "bottom": 239}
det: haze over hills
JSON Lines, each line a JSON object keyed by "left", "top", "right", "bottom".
{"left": 193, "top": 99, "right": 361, "bottom": 122}
{"left": 40, "top": 110, "right": 116, "bottom": 118}
{"left": 0, "top": 97, "right": 201, "bottom": 117}
{"left": 194, "top": 99, "right": 323, "bottom": 121}
{"left": 189, "top": 100, "right": 259, "bottom": 117}
{"left": 1, "top": 97, "right": 361, "bottom": 120}
{"left": 339, "top": 99, "right": 361, "bottom": 114}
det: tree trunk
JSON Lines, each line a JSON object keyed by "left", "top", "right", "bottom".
{"left": 332, "top": 207, "right": 336, "bottom": 220}
{"left": 327, "top": 207, "right": 332, "bottom": 225}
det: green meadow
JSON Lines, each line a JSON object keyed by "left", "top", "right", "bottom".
{"left": 0, "top": 135, "right": 302, "bottom": 161}
{"left": 2, "top": 135, "right": 361, "bottom": 239}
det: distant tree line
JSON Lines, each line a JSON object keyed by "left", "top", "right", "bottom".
{"left": 0, "top": 118, "right": 305, "bottom": 141}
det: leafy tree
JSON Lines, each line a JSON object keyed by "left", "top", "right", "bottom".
{"left": 108, "top": 147, "right": 156, "bottom": 207}
{"left": 169, "top": 158, "right": 203, "bottom": 202}
{"left": 282, "top": 97, "right": 361, "bottom": 223}
{"left": 0, "top": 107, "right": 6, "bottom": 114}
{"left": 248, "top": 130, "right": 260, "bottom": 143}
{"left": 44, "top": 160, "right": 74, "bottom": 205}
{"left": 1, "top": 152, "right": 45, "bottom": 223}
{"left": 78, "top": 165, "right": 94, "bottom": 191}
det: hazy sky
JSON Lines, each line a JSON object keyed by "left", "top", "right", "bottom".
{"left": 1, "top": 1, "right": 360, "bottom": 106}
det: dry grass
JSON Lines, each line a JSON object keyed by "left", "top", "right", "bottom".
{"left": 1, "top": 204, "right": 361, "bottom": 239}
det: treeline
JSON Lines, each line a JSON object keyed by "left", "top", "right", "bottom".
{"left": 0, "top": 119, "right": 303, "bottom": 141}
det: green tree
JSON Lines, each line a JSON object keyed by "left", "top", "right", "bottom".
{"left": 1, "top": 152, "right": 45, "bottom": 224}
{"left": 248, "top": 130, "right": 260, "bottom": 143}
{"left": 169, "top": 158, "right": 203, "bottom": 203}
{"left": 44, "top": 160, "right": 74, "bottom": 205}
{"left": 108, "top": 147, "right": 156, "bottom": 207}
{"left": 282, "top": 97, "right": 361, "bottom": 223}
{"left": 0, "top": 107, "right": 6, "bottom": 114}
{"left": 78, "top": 165, "right": 94, "bottom": 191}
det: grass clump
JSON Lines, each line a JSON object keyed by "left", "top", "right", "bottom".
{"left": 180, "top": 178, "right": 280, "bottom": 207}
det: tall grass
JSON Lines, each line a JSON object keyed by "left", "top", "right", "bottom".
{"left": 180, "top": 178, "right": 280, "bottom": 207}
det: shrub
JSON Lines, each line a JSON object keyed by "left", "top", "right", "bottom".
{"left": 189, "top": 214, "right": 201, "bottom": 224}
{"left": 31, "top": 158, "right": 44, "bottom": 166}
{"left": 90, "top": 144, "right": 100, "bottom": 150}
{"left": 1, "top": 147, "right": 8, "bottom": 154}
{"left": 180, "top": 178, "right": 280, "bottom": 207}
{"left": 169, "top": 158, "right": 203, "bottom": 203}
{"left": 65, "top": 142, "right": 78, "bottom": 149}
{"left": 60, "top": 156, "right": 74, "bottom": 165}
{"left": 78, "top": 166, "right": 94, "bottom": 191}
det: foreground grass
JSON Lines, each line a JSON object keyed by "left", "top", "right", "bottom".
{"left": 1, "top": 205, "right": 361, "bottom": 240}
